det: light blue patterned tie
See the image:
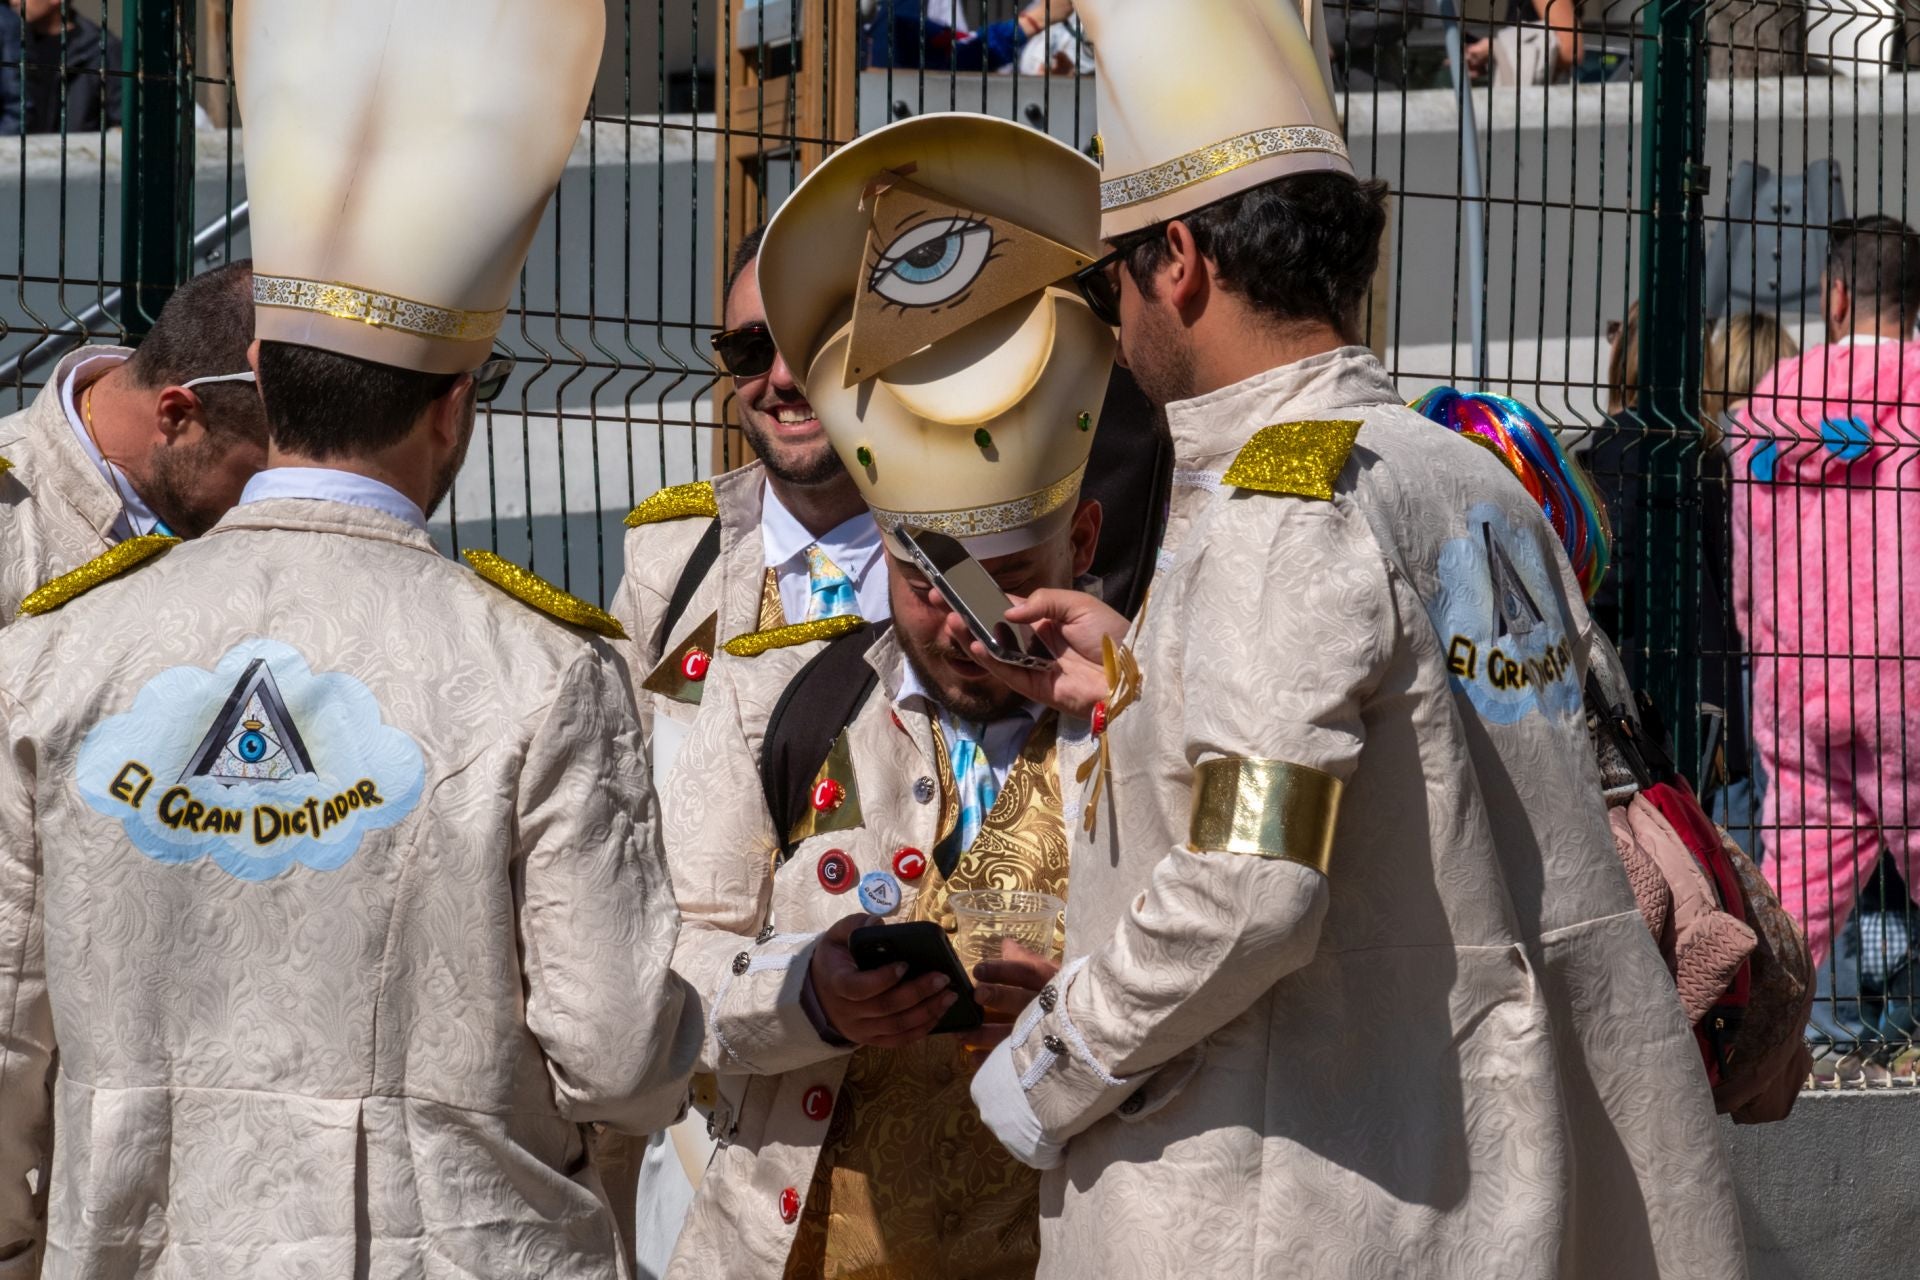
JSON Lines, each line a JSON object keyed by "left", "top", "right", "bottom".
{"left": 943, "top": 717, "right": 1000, "bottom": 856}
{"left": 805, "top": 543, "right": 859, "bottom": 621}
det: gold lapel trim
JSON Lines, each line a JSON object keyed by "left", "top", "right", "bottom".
{"left": 1076, "top": 635, "right": 1142, "bottom": 837}
{"left": 642, "top": 611, "right": 719, "bottom": 705}
{"left": 722, "top": 614, "right": 866, "bottom": 658}
{"left": 462, "top": 549, "right": 627, "bottom": 639}
{"left": 624, "top": 480, "right": 718, "bottom": 527}
{"left": 19, "top": 534, "right": 180, "bottom": 616}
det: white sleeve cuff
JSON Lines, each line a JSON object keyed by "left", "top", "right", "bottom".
{"left": 972, "top": 1037, "right": 1065, "bottom": 1170}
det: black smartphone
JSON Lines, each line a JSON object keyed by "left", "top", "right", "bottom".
{"left": 848, "top": 920, "right": 985, "bottom": 1035}
{"left": 894, "top": 524, "right": 1056, "bottom": 671}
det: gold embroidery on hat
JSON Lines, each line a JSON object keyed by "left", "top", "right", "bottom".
{"left": 254, "top": 274, "right": 506, "bottom": 345}
{"left": 868, "top": 463, "right": 1085, "bottom": 542}
{"left": 1099, "top": 126, "right": 1350, "bottom": 212}
{"left": 1187, "top": 756, "right": 1343, "bottom": 874}
{"left": 19, "top": 534, "right": 180, "bottom": 616}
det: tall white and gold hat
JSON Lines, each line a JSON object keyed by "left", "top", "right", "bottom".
{"left": 233, "top": 0, "right": 605, "bottom": 374}
{"left": 1076, "top": 0, "right": 1350, "bottom": 239}
{"left": 759, "top": 114, "right": 1114, "bottom": 558}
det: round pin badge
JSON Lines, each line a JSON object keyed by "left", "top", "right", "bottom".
{"left": 892, "top": 846, "right": 928, "bottom": 881}
{"left": 816, "top": 849, "right": 855, "bottom": 894}
{"left": 811, "top": 778, "right": 847, "bottom": 813}
{"left": 681, "top": 648, "right": 711, "bottom": 682}
{"left": 857, "top": 870, "right": 902, "bottom": 916}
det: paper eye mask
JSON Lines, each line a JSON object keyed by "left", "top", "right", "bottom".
{"left": 843, "top": 171, "right": 1094, "bottom": 388}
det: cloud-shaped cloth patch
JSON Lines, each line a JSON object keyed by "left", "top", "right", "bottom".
{"left": 1426, "top": 502, "right": 1582, "bottom": 727}
{"left": 76, "top": 637, "right": 425, "bottom": 882}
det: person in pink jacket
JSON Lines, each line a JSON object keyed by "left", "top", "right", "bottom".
{"left": 1731, "top": 214, "right": 1920, "bottom": 984}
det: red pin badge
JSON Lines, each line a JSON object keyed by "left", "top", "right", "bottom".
{"left": 811, "top": 778, "right": 847, "bottom": 813}
{"left": 817, "top": 849, "right": 854, "bottom": 894}
{"left": 681, "top": 648, "right": 712, "bottom": 682}
{"left": 892, "top": 847, "right": 928, "bottom": 881}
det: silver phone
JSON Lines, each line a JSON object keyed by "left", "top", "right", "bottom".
{"left": 895, "top": 524, "right": 1057, "bottom": 670}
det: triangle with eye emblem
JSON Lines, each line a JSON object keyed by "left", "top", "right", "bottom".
{"left": 180, "top": 657, "right": 317, "bottom": 785}
{"left": 844, "top": 172, "right": 1094, "bottom": 388}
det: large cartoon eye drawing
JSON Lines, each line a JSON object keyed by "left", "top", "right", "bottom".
{"left": 868, "top": 217, "right": 997, "bottom": 308}
{"left": 226, "top": 720, "right": 284, "bottom": 767}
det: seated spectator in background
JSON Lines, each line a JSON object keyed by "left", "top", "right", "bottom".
{"left": 1699, "top": 311, "right": 1797, "bottom": 857}
{"left": 1731, "top": 216, "right": 1920, "bottom": 1000}
{"left": 13, "top": 0, "right": 121, "bottom": 134}
{"left": 1465, "top": 0, "right": 1580, "bottom": 85}
{"left": 867, "top": 0, "right": 1076, "bottom": 72}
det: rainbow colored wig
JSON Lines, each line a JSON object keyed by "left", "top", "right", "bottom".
{"left": 1410, "top": 388, "right": 1614, "bottom": 601}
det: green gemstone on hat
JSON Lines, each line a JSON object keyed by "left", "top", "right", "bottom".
{"left": 1076, "top": 411, "right": 1092, "bottom": 432}
{"left": 974, "top": 428, "right": 993, "bottom": 450}
{"left": 856, "top": 445, "right": 873, "bottom": 468}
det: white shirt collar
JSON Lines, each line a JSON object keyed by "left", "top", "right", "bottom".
{"left": 60, "top": 350, "right": 163, "bottom": 539}
{"left": 760, "top": 482, "right": 884, "bottom": 571}
{"left": 1834, "top": 333, "right": 1901, "bottom": 348}
{"left": 239, "top": 467, "right": 428, "bottom": 531}
{"left": 761, "top": 481, "right": 890, "bottom": 623}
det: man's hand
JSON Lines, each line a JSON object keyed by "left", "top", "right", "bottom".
{"left": 966, "top": 588, "right": 1129, "bottom": 718}
{"left": 809, "top": 913, "right": 958, "bottom": 1049}
{"left": 961, "top": 939, "right": 1061, "bottom": 1055}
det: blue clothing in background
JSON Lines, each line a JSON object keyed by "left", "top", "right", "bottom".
{"left": 866, "top": 0, "right": 1024, "bottom": 71}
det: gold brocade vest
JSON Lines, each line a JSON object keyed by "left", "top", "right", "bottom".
{"left": 785, "top": 714, "right": 1067, "bottom": 1280}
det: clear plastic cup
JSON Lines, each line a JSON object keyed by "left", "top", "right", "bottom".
{"left": 949, "top": 889, "right": 1065, "bottom": 969}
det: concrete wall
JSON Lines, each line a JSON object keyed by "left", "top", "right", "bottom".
{"left": 3, "top": 72, "right": 1913, "bottom": 603}
{"left": 1723, "top": 1093, "right": 1920, "bottom": 1278}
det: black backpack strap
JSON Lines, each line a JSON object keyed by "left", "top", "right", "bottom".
{"left": 760, "top": 624, "right": 887, "bottom": 865}
{"left": 658, "top": 518, "right": 721, "bottom": 649}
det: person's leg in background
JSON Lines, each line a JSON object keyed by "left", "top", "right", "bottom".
{"left": 1862, "top": 659, "right": 1920, "bottom": 1068}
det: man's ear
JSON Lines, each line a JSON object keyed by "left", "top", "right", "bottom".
{"left": 427, "top": 373, "right": 474, "bottom": 450}
{"left": 153, "top": 386, "right": 207, "bottom": 446}
{"left": 1162, "top": 220, "right": 1208, "bottom": 316}
{"left": 1069, "top": 498, "right": 1102, "bottom": 579}
{"left": 1826, "top": 275, "right": 1850, "bottom": 332}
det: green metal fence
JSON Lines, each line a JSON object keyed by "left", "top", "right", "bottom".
{"left": 5, "top": 0, "right": 1915, "bottom": 1083}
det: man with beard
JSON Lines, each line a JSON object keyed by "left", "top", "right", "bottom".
{"left": 658, "top": 114, "right": 1113, "bottom": 1278}
{"left": 611, "top": 225, "right": 886, "bottom": 774}
{"left": 0, "top": 262, "right": 268, "bottom": 626}
{"left": 958, "top": 2, "right": 1749, "bottom": 1277}
{"left": 606, "top": 225, "right": 890, "bottom": 1280}
{"left": 0, "top": 2, "right": 698, "bottom": 1273}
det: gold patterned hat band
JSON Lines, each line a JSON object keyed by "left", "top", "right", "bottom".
{"left": 1099, "top": 125, "right": 1350, "bottom": 212}
{"left": 868, "top": 462, "right": 1086, "bottom": 541}
{"left": 253, "top": 274, "right": 506, "bottom": 345}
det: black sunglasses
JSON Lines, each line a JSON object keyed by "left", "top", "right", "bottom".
{"left": 1071, "top": 228, "right": 1165, "bottom": 327}
{"left": 711, "top": 322, "right": 778, "bottom": 379}
{"left": 471, "top": 356, "right": 515, "bottom": 404}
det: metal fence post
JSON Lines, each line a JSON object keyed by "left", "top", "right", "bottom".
{"left": 1635, "top": 0, "right": 1707, "bottom": 777}
{"left": 120, "top": 0, "right": 195, "bottom": 337}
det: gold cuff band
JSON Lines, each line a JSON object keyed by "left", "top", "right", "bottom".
{"left": 254, "top": 274, "right": 506, "bottom": 346}
{"left": 1187, "top": 756, "right": 1342, "bottom": 873}
{"left": 869, "top": 463, "right": 1085, "bottom": 542}
{"left": 1100, "top": 126, "right": 1350, "bottom": 213}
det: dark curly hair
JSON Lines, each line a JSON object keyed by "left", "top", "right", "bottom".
{"left": 1123, "top": 171, "right": 1391, "bottom": 342}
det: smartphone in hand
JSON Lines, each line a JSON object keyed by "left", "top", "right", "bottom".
{"left": 848, "top": 920, "right": 985, "bottom": 1034}
{"left": 895, "top": 524, "right": 1057, "bottom": 671}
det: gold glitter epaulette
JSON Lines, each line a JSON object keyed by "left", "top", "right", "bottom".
{"left": 723, "top": 614, "right": 866, "bottom": 658}
{"left": 1221, "top": 420, "right": 1363, "bottom": 502}
{"left": 462, "top": 549, "right": 628, "bottom": 640}
{"left": 624, "top": 481, "right": 718, "bottom": 528}
{"left": 0, "top": 455, "right": 12, "bottom": 478}
{"left": 19, "top": 534, "right": 180, "bottom": 616}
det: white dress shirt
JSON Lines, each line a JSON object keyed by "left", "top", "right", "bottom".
{"left": 239, "top": 467, "right": 428, "bottom": 532}
{"left": 62, "top": 351, "right": 165, "bottom": 541}
{"left": 894, "top": 661, "right": 1044, "bottom": 792}
{"left": 760, "top": 482, "right": 891, "bottom": 624}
